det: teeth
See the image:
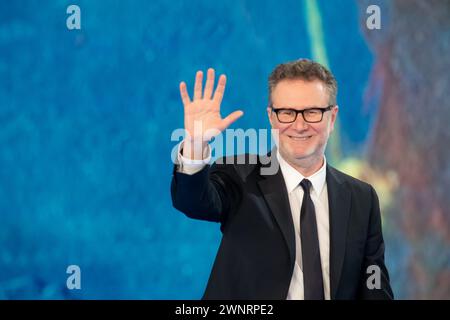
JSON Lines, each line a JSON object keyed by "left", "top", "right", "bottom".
{"left": 290, "top": 136, "right": 310, "bottom": 140}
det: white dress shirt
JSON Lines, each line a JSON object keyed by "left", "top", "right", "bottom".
{"left": 277, "top": 151, "right": 330, "bottom": 300}
{"left": 175, "top": 141, "right": 212, "bottom": 175}
{"left": 176, "top": 141, "right": 330, "bottom": 299}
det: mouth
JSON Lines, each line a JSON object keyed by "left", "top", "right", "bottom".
{"left": 288, "top": 135, "right": 312, "bottom": 141}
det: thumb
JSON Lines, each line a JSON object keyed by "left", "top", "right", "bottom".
{"left": 222, "top": 110, "right": 244, "bottom": 129}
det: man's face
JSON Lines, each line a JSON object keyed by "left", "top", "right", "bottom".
{"left": 267, "top": 79, "right": 338, "bottom": 167}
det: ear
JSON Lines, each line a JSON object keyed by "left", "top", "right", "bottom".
{"left": 267, "top": 106, "right": 274, "bottom": 127}
{"left": 329, "top": 105, "right": 339, "bottom": 131}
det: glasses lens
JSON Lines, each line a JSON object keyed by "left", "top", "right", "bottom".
{"left": 277, "top": 109, "right": 296, "bottom": 122}
{"left": 304, "top": 109, "right": 322, "bottom": 122}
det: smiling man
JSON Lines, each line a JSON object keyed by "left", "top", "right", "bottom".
{"left": 171, "top": 59, "right": 393, "bottom": 300}
{"left": 267, "top": 75, "right": 337, "bottom": 177}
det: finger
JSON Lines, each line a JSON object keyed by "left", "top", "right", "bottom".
{"left": 221, "top": 110, "right": 244, "bottom": 130}
{"left": 203, "top": 68, "right": 215, "bottom": 100}
{"left": 193, "top": 70, "right": 203, "bottom": 100}
{"left": 179, "top": 81, "right": 191, "bottom": 106}
{"left": 213, "top": 74, "right": 226, "bottom": 105}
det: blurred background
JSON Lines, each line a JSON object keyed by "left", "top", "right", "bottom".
{"left": 0, "top": 0, "right": 448, "bottom": 299}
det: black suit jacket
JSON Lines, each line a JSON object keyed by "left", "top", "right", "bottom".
{"left": 171, "top": 150, "right": 393, "bottom": 299}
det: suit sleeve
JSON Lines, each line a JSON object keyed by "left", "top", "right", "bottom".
{"left": 170, "top": 159, "right": 242, "bottom": 230}
{"left": 358, "top": 186, "right": 394, "bottom": 299}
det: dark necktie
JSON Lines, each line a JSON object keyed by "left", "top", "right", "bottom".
{"left": 300, "top": 179, "right": 325, "bottom": 300}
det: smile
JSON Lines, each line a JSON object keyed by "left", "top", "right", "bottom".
{"left": 288, "top": 135, "right": 312, "bottom": 141}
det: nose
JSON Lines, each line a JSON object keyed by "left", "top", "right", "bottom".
{"left": 291, "top": 113, "right": 309, "bottom": 131}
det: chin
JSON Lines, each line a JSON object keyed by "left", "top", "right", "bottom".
{"left": 282, "top": 145, "right": 314, "bottom": 161}
{"left": 292, "top": 151, "right": 315, "bottom": 161}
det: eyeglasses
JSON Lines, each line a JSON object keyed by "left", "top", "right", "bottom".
{"left": 270, "top": 105, "right": 334, "bottom": 123}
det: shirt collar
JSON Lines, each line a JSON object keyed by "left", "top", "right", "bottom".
{"left": 276, "top": 150, "right": 327, "bottom": 196}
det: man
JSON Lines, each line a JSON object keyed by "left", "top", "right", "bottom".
{"left": 171, "top": 59, "right": 393, "bottom": 300}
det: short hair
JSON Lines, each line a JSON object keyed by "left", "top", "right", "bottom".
{"left": 268, "top": 58, "right": 338, "bottom": 105}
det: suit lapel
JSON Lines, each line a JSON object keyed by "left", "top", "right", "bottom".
{"left": 327, "top": 165, "right": 351, "bottom": 299}
{"left": 257, "top": 151, "right": 296, "bottom": 269}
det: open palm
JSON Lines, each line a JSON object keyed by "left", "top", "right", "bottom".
{"left": 180, "top": 68, "right": 244, "bottom": 143}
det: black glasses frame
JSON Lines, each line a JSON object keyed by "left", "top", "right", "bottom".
{"left": 270, "top": 105, "right": 335, "bottom": 123}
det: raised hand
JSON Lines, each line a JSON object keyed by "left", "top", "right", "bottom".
{"left": 179, "top": 68, "right": 243, "bottom": 159}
